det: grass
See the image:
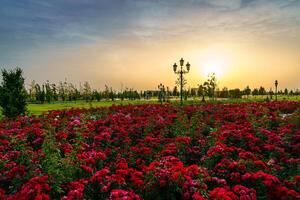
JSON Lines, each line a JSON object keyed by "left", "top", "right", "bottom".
{"left": 27, "top": 99, "right": 159, "bottom": 115}
{"left": 247, "top": 95, "right": 299, "bottom": 101}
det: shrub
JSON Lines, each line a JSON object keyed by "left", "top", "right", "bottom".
{"left": 0, "top": 68, "right": 27, "bottom": 118}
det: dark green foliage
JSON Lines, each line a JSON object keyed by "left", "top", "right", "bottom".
{"left": 0, "top": 68, "right": 27, "bottom": 118}
{"left": 228, "top": 88, "right": 242, "bottom": 99}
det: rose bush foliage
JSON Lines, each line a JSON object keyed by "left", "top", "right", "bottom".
{"left": 0, "top": 102, "right": 299, "bottom": 199}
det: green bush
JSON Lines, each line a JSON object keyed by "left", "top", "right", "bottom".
{"left": 0, "top": 68, "right": 27, "bottom": 118}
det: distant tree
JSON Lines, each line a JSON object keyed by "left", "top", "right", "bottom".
{"left": 28, "top": 80, "right": 37, "bottom": 102}
{"left": 51, "top": 84, "right": 58, "bottom": 101}
{"left": 166, "top": 87, "right": 170, "bottom": 102}
{"left": 82, "top": 81, "right": 92, "bottom": 102}
{"left": 103, "top": 85, "right": 110, "bottom": 100}
{"left": 58, "top": 81, "right": 67, "bottom": 101}
{"left": 0, "top": 68, "right": 27, "bottom": 118}
{"left": 269, "top": 88, "right": 274, "bottom": 100}
{"left": 35, "top": 83, "right": 41, "bottom": 102}
{"left": 158, "top": 85, "right": 165, "bottom": 104}
{"left": 45, "top": 80, "right": 52, "bottom": 103}
{"left": 172, "top": 86, "right": 179, "bottom": 97}
{"left": 35, "top": 83, "right": 45, "bottom": 103}
{"left": 258, "top": 86, "right": 266, "bottom": 95}
{"left": 203, "top": 73, "right": 217, "bottom": 100}
{"left": 243, "top": 86, "right": 251, "bottom": 99}
{"left": 184, "top": 89, "right": 188, "bottom": 101}
{"left": 229, "top": 89, "right": 242, "bottom": 99}
{"left": 219, "top": 87, "right": 229, "bottom": 98}
{"left": 215, "top": 88, "right": 220, "bottom": 98}
{"left": 252, "top": 88, "right": 259, "bottom": 97}
{"left": 109, "top": 87, "right": 115, "bottom": 101}
{"left": 284, "top": 88, "right": 289, "bottom": 96}
{"left": 198, "top": 84, "right": 205, "bottom": 101}
{"left": 93, "top": 90, "right": 102, "bottom": 102}
{"left": 190, "top": 88, "right": 196, "bottom": 97}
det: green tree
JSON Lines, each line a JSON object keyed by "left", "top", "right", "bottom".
{"left": 93, "top": 90, "right": 102, "bottom": 102}
{"left": 172, "top": 86, "right": 179, "bottom": 97}
{"left": 82, "top": 81, "right": 92, "bottom": 102}
{"left": 0, "top": 68, "right": 27, "bottom": 118}
{"left": 219, "top": 87, "right": 229, "bottom": 98}
{"left": 28, "top": 80, "right": 37, "bottom": 102}
{"left": 197, "top": 84, "right": 205, "bottom": 101}
{"left": 284, "top": 88, "right": 289, "bottom": 95}
{"left": 203, "top": 73, "right": 217, "bottom": 100}
{"left": 258, "top": 86, "right": 266, "bottom": 95}
{"left": 252, "top": 88, "right": 259, "bottom": 97}
{"left": 45, "top": 80, "right": 52, "bottom": 103}
{"left": 228, "top": 88, "right": 242, "bottom": 99}
{"left": 243, "top": 86, "right": 251, "bottom": 98}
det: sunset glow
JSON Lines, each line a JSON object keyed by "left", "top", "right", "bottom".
{"left": 0, "top": 0, "right": 299, "bottom": 90}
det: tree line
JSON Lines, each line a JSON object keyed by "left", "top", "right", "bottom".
{"left": 26, "top": 74, "right": 300, "bottom": 104}
{"left": 1, "top": 68, "right": 299, "bottom": 118}
{"left": 27, "top": 80, "right": 141, "bottom": 103}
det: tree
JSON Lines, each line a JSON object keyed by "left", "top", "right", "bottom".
{"left": 0, "top": 68, "right": 27, "bottom": 118}
{"left": 258, "top": 86, "right": 266, "bottom": 95}
{"left": 198, "top": 84, "right": 205, "bottom": 102}
{"left": 172, "top": 86, "right": 179, "bottom": 97}
{"left": 45, "top": 80, "right": 52, "bottom": 103}
{"left": 93, "top": 90, "right": 102, "bottom": 102}
{"left": 109, "top": 87, "right": 115, "bottom": 101}
{"left": 28, "top": 80, "right": 37, "bottom": 102}
{"left": 219, "top": 87, "right": 229, "bottom": 98}
{"left": 284, "top": 88, "right": 289, "bottom": 95}
{"left": 51, "top": 84, "right": 58, "bottom": 101}
{"left": 269, "top": 88, "right": 274, "bottom": 100}
{"left": 82, "top": 81, "right": 92, "bottom": 102}
{"left": 252, "top": 88, "right": 259, "bottom": 97}
{"left": 203, "top": 73, "right": 217, "bottom": 100}
{"left": 58, "top": 81, "right": 67, "bottom": 101}
{"left": 243, "top": 86, "right": 251, "bottom": 99}
{"left": 228, "top": 89, "right": 242, "bottom": 99}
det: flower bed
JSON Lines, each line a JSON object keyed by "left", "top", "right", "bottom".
{"left": 0, "top": 102, "right": 299, "bottom": 199}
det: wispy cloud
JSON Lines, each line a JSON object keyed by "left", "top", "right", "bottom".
{"left": 0, "top": 0, "right": 299, "bottom": 89}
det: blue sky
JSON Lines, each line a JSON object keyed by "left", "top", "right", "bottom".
{"left": 1, "top": 0, "right": 300, "bottom": 90}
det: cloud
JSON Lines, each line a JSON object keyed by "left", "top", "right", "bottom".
{"left": 0, "top": 0, "right": 300, "bottom": 73}
{"left": 205, "top": 0, "right": 242, "bottom": 10}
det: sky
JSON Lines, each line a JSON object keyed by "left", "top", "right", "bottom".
{"left": 0, "top": 0, "right": 300, "bottom": 91}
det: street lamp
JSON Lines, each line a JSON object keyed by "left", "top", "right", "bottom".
{"left": 173, "top": 58, "right": 190, "bottom": 106}
{"left": 275, "top": 80, "right": 278, "bottom": 101}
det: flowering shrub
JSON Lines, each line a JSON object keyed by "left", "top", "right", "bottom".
{"left": 0, "top": 102, "right": 299, "bottom": 199}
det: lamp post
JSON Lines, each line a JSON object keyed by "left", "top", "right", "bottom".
{"left": 275, "top": 80, "right": 278, "bottom": 101}
{"left": 173, "top": 58, "right": 190, "bottom": 106}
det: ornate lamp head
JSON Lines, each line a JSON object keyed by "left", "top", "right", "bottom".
{"left": 186, "top": 62, "right": 190, "bottom": 71}
{"left": 180, "top": 58, "right": 184, "bottom": 66}
{"left": 173, "top": 63, "right": 177, "bottom": 72}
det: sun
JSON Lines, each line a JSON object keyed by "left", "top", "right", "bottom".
{"left": 200, "top": 53, "right": 229, "bottom": 78}
{"left": 191, "top": 47, "right": 231, "bottom": 79}
{"left": 202, "top": 60, "right": 224, "bottom": 78}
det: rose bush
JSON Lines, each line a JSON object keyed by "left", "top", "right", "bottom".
{"left": 0, "top": 102, "right": 299, "bottom": 199}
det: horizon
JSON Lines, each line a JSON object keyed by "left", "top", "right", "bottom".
{"left": 1, "top": 0, "right": 300, "bottom": 90}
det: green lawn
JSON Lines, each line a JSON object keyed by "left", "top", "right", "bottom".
{"left": 247, "top": 95, "right": 300, "bottom": 101}
{"left": 27, "top": 100, "right": 159, "bottom": 115}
